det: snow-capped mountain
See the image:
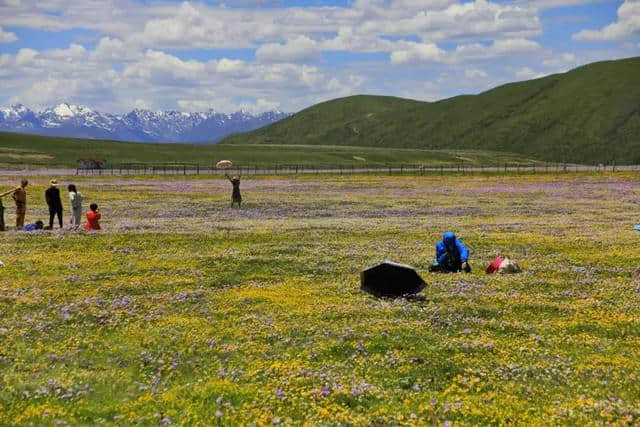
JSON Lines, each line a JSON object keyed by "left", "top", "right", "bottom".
{"left": 0, "top": 103, "right": 290, "bottom": 143}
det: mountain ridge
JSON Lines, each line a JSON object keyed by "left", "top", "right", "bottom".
{"left": 0, "top": 103, "right": 289, "bottom": 143}
{"left": 221, "top": 57, "right": 640, "bottom": 164}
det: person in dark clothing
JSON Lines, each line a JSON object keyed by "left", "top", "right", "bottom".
{"left": 225, "top": 173, "right": 242, "bottom": 208}
{"left": 0, "top": 197, "right": 5, "bottom": 231}
{"left": 45, "top": 179, "right": 64, "bottom": 229}
{"left": 428, "top": 231, "right": 471, "bottom": 273}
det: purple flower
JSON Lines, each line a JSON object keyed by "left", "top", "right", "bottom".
{"left": 68, "top": 275, "right": 83, "bottom": 284}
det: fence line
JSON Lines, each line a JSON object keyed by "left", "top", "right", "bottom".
{"left": 74, "top": 161, "right": 638, "bottom": 176}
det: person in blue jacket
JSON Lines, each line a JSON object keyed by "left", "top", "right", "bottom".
{"left": 429, "top": 231, "right": 471, "bottom": 273}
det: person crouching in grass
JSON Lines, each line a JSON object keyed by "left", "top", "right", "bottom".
{"left": 84, "top": 203, "right": 101, "bottom": 231}
{"left": 429, "top": 231, "right": 471, "bottom": 273}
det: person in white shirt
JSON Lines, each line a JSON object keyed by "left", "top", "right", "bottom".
{"left": 68, "top": 184, "right": 84, "bottom": 229}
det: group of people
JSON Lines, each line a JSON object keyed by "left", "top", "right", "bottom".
{"left": 1, "top": 174, "right": 473, "bottom": 274}
{"left": 0, "top": 173, "right": 242, "bottom": 233}
{"left": 0, "top": 179, "right": 101, "bottom": 232}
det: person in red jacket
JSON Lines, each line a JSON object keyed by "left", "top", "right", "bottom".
{"left": 84, "top": 203, "right": 101, "bottom": 230}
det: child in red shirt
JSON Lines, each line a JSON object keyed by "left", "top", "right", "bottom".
{"left": 84, "top": 203, "right": 101, "bottom": 230}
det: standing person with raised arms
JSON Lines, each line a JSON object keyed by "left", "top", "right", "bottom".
{"left": 45, "top": 179, "right": 64, "bottom": 229}
{"left": 0, "top": 179, "right": 28, "bottom": 229}
{"left": 225, "top": 173, "right": 242, "bottom": 209}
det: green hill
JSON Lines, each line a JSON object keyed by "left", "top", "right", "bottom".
{"left": 0, "top": 131, "right": 534, "bottom": 169}
{"left": 221, "top": 57, "right": 640, "bottom": 164}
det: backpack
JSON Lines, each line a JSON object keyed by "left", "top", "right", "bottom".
{"left": 485, "top": 256, "right": 504, "bottom": 274}
{"left": 498, "top": 256, "right": 522, "bottom": 274}
{"left": 71, "top": 192, "right": 83, "bottom": 209}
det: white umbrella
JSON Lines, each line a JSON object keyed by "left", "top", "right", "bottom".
{"left": 216, "top": 160, "right": 232, "bottom": 169}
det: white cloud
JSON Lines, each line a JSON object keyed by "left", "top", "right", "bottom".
{"left": 0, "top": 25, "right": 17, "bottom": 43}
{"left": 522, "top": 0, "right": 613, "bottom": 10}
{"left": 392, "top": 0, "right": 541, "bottom": 41}
{"left": 12, "top": 78, "right": 79, "bottom": 108}
{"left": 256, "top": 36, "right": 320, "bottom": 63}
{"left": 515, "top": 66, "right": 547, "bottom": 80}
{"left": 465, "top": 67, "right": 488, "bottom": 79}
{"left": 0, "top": 0, "right": 22, "bottom": 6}
{"left": 0, "top": 0, "right": 543, "bottom": 53}
{"left": 573, "top": 0, "right": 640, "bottom": 41}
{"left": 215, "top": 58, "right": 246, "bottom": 74}
{"left": 542, "top": 52, "right": 577, "bottom": 69}
{"left": 453, "top": 38, "right": 542, "bottom": 60}
{"left": 123, "top": 49, "right": 206, "bottom": 82}
{"left": 390, "top": 37, "right": 541, "bottom": 65}
{"left": 42, "top": 43, "right": 87, "bottom": 61}
{"left": 15, "top": 48, "right": 38, "bottom": 65}
{"left": 91, "top": 37, "right": 141, "bottom": 62}
{"left": 177, "top": 97, "right": 281, "bottom": 113}
{"left": 0, "top": 0, "right": 635, "bottom": 115}
{"left": 390, "top": 42, "right": 446, "bottom": 64}
{"left": 133, "top": 98, "right": 149, "bottom": 109}
{"left": 0, "top": 40, "right": 364, "bottom": 113}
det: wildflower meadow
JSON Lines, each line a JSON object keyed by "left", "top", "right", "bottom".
{"left": 1, "top": 172, "right": 639, "bottom": 425}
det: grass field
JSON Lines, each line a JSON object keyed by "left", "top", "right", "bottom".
{"left": 0, "top": 131, "right": 537, "bottom": 170}
{"left": 1, "top": 172, "right": 640, "bottom": 425}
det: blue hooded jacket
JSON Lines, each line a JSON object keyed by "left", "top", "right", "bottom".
{"left": 435, "top": 232, "right": 469, "bottom": 265}
{"left": 23, "top": 223, "right": 38, "bottom": 232}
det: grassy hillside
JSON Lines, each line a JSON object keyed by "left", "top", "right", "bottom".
{"left": 221, "top": 57, "right": 640, "bottom": 164}
{"left": 0, "top": 131, "right": 534, "bottom": 169}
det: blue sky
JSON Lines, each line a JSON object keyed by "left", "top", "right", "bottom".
{"left": 0, "top": 0, "right": 638, "bottom": 113}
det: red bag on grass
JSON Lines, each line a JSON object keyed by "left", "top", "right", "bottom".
{"left": 486, "top": 256, "right": 504, "bottom": 274}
